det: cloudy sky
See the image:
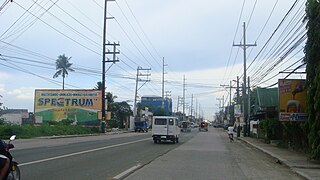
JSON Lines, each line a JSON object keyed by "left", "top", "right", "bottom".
{"left": 0, "top": 0, "right": 306, "bottom": 120}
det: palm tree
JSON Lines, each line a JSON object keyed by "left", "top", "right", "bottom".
{"left": 53, "top": 54, "right": 74, "bottom": 90}
{"left": 94, "top": 81, "right": 103, "bottom": 90}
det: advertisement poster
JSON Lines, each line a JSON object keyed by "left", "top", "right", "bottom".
{"left": 234, "top": 104, "right": 241, "bottom": 117}
{"left": 34, "top": 89, "right": 102, "bottom": 125}
{"left": 278, "top": 79, "right": 307, "bottom": 121}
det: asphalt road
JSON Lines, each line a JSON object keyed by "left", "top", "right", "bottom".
{"left": 11, "top": 131, "right": 197, "bottom": 180}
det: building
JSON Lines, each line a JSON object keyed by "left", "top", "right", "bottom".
{"left": 1, "top": 109, "right": 30, "bottom": 125}
{"left": 140, "top": 96, "right": 172, "bottom": 115}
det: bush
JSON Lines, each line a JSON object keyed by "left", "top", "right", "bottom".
{"left": 259, "top": 118, "right": 282, "bottom": 140}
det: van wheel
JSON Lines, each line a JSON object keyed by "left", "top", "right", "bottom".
{"left": 153, "top": 140, "right": 157, "bottom": 144}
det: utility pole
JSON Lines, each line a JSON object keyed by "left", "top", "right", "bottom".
{"left": 233, "top": 22, "right": 256, "bottom": 137}
{"left": 133, "top": 66, "right": 151, "bottom": 117}
{"left": 176, "top": 96, "right": 181, "bottom": 112}
{"left": 195, "top": 98, "right": 198, "bottom": 120}
{"left": 182, "top": 75, "right": 186, "bottom": 121}
{"left": 162, "top": 57, "right": 167, "bottom": 109}
{"left": 247, "top": 76, "right": 251, "bottom": 136}
{"left": 101, "top": 0, "right": 116, "bottom": 133}
{"left": 236, "top": 76, "right": 240, "bottom": 104}
{"left": 190, "top": 94, "right": 194, "bottom": 119}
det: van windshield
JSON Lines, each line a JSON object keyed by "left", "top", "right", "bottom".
{"left": 154, "top": 118, "right": 167, "bottom": 125}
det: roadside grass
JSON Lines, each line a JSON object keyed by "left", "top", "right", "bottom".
{"left": 0, "top": 124, "right": 99, "bottom": 139}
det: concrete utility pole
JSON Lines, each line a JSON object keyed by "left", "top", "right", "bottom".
{"left": 247, "top": 76, "right": 251, "bottom": 136}
{"left": 233, "top": 22, "right": 256, "bottom": 137}
{"left": 101, "top": 0, "right": 117, "bottom": 132}
{"left": 190, "top": 94, "right": 194, "bottom": 118}
{"left": 133, "top": 66, "right": 151, "bottom": 117}
{"left": 182, "top": 75, "right": 186, "bottom": 121}
{"left": 195, "top": 98, "right": 198, "bottom": 119}
{"left": 236, "top": 76, "right": 240, "bottom": 104}
{"left": 162, "top": 57, "right": 167, "bottom": 109}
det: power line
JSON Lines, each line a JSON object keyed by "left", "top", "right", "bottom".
{"left": 14, "top": 1, "right": 101, "bottom": 56}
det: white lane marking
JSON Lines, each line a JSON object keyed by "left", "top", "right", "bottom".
{"left": 20, "top": 138, "right": 151, "bottom": 166}
{"left": 113, "top": 164, "right": 141, "bottom": 180}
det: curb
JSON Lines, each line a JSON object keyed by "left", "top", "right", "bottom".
{"left": 238, "top": 137, "right": 312, "bottom": 180}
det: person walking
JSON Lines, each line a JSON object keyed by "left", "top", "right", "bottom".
{"left": 227, "top": 126, "right": 234, "bottom": 142}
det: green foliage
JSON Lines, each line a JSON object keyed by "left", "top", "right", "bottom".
{"left": 259, "top": 119, "right": 282, "bottom": 140}
{"left": 153, "top": 107, "right": 166, "bottom": 116}
{"left": 282, "top": 122, "right": 308, "bottom": 151}
{"left": 53, "top": 54, "right": 74, "bottom": 89}
{"left": 303, "top": 0, "right": 320, "bottom": 160}
{"left": 0, "top": 124, "right": 99, "bottom": 139}
{"left": 108, "top": 101, "right": 132, "bottom": 128}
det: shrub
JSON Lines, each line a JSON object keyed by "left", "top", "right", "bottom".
{"left": 259, "top": 118, "right": 282, "bottom": 140}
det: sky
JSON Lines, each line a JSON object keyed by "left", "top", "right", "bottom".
{"left": 0, "top": 0, "right": 307, "bottom": 121}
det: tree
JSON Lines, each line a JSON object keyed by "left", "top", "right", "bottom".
{"left": 109, "top": 101, "right": 132, "bottom": 128}
{"left": 53, "top": 54, "right": 74, "bottom": 90}
{"left": 94, "top": 81, "right": 103, "bottom": 90}
{"left": 303, "top": 0, "right": 320, "bottom": 160}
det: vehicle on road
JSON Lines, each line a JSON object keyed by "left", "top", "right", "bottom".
{"left": 199, "top": 121, "right": 209, "bottom": 132}
{"left": 0, "top": 135, "right": 20, "bottom": 180}
{"left": 181, "top": 121, "right": 191, "bottom": 132}
{"left": 152, "top": 116, "right": 180, "bottom": 144}
{"left": 134, "top": 121, "right": 149, "bottom": 132}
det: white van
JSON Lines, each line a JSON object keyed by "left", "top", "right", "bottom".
{"left": 152, "top": 116, "right": 180, "bottom": 144}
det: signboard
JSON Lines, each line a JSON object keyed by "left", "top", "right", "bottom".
{"left": 278, "top": 79, "right": 307, "bottom": 121}
{"left": 34, "top": 89, "right": 102, "bottom": 125}
{"left": 234, "top": 104, "right": 241, "bottom": 117}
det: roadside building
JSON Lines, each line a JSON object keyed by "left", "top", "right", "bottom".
{"left": 250, "top": 87, "right": 278, "bottom": 137}
{"left": 2, "top": 109, "right": 29, "bottom": 125}
{"left": 140, "top": 96, "right": 172, "bottom": 115}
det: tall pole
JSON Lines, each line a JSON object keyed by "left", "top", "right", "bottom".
{"left": 133, "top": 67, "right": 140, "bottom": 117}
{"left": 237, "top": 76, "right": 240, "bottom": 104}
{"left": 233, "top": 22, "right": 256, "bottom": 137}
{"left": 162, "top": 57, "right": 167, "bottom": 109}
{"left": 191, "top": 94, "right": 194, "bottom": 118}
{"left": 133, "top": 66, "right": 151, "bottom": 117}
{"left": 101, "top": 0, "right": 108, "bottom": 127}
{"left": 247, "top": 76, "right": 251, "bottom": 136}
{"left": 183, "top": 75, "right": 186, "bottom": 121}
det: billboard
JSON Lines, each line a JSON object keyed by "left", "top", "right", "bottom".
{"left": 278, "top": 79, "right": 307, "bottom": 121}
{"left": 34, "top": 89, "right": 102, "bottom": 125}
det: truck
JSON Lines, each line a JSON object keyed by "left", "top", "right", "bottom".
{"left": 152, "top": 116, "right": 180, "bottom": 144}
{"left": 134, "top": 121, "right": 149, "bottom": 132}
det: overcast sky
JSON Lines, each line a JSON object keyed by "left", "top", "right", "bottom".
{"left": 0, "top": 0, "right": 307, "bottom": 121}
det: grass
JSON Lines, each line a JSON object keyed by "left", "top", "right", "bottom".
{"left": 0, "top": 124, "right": 100, "bottom": 139}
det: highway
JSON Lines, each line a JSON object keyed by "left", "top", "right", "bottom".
{"left": 11, "top": 131, "right": 197, "bottom": 180}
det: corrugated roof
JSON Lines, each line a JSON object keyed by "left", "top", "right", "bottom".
{"left": 252, "top": 87, "right": 278, "bottom": 111}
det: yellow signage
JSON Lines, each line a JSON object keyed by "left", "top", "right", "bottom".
{"left": 34, "top": 89, "right": 102, "bottom": 125}
{"left": 278, "top": 79, "right": 307, "bottom": 121}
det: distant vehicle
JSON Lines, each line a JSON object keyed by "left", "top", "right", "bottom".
{"left": 134, "top": 121, "right": 148, "bottom": 132}
{"left": 152, "top": 116, "right": 180, "bottom": 144}
{"left": 181, "top": 121, "right": 191, "bottom": 132}
{"left": 199, "top": 121, "right": 208, "bottom": 132}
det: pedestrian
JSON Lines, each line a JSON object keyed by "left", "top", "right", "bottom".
{"left": 227, "top": 126, "right": 234, "bottom": 142}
